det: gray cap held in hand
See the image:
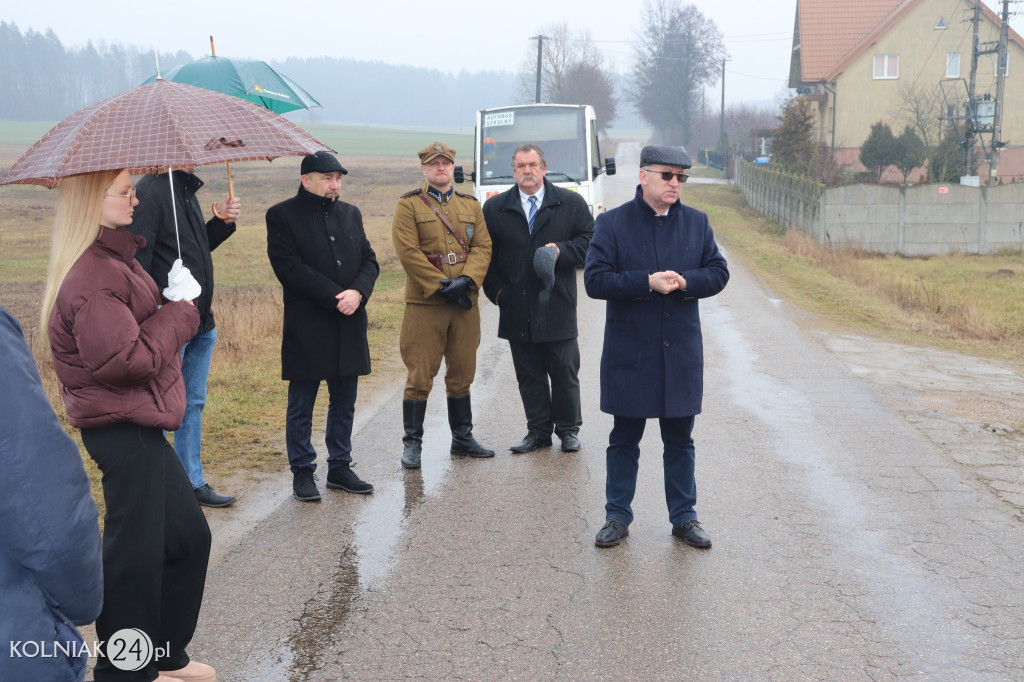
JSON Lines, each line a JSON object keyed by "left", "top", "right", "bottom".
{"left": 533, "top": 246, "right": 558, "bottom": 291}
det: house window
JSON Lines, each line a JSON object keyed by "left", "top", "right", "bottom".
{"left": 946, "top": 53, "right": 960, "bottom": 78}
{"left": 873, "top": 54, "right": 899, "bottom": 79}
{"left": 994, "top": 52, "right": 1010, "bottom": 76}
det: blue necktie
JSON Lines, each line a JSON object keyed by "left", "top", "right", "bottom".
{"left": 528, "top": 195, "right": 538, "bottom": 232}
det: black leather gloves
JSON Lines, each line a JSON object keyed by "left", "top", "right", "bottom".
{"left": 438, "top": 275, "right": 473, "bottom": 309}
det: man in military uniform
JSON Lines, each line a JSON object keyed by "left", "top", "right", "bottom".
{"left": 392, "top": 142, "right": 494, "bottom": 469}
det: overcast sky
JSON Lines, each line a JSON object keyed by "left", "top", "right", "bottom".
{"left": 3, "top": 0, "right": 1019, "bottom": 108}
{"left": 5, "top": 0, "right": 799, "bottom": 106}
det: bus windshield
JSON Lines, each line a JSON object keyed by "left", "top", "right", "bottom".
{"left": 478, "top": 106, "right": 588, "bottom": 185}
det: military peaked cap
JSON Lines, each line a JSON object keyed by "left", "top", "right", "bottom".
{"left": 418, "top": 141, "right": 456, "bottom": 164}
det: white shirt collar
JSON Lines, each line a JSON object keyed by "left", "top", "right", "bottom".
{"left": 520, "top": 184, "right": 545, "bottom": 216}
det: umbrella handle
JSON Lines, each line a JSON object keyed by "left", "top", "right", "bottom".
{"left": 211, "top": 162, "right": 235, "bottom": 221}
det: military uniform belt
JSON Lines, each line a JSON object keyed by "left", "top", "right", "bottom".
{"left": 426, "top": 251, "right": 468, "bottom": 271}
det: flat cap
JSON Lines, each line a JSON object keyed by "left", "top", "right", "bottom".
{"left": 640, "top": 145, "right": 691, "bottom": 170}
{"left": 533, "top": 245, "right": 558, "bottom": 292}
{"left": 418, "top": 141, "right": 456, "bottom": 164}
{"left": 301, "top": 151, "right": 348, "bottom": 175}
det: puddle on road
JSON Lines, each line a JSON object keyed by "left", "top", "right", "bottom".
{"left": 249, "top": 388, "right": 482, "bottom": 678}
{"left": 703, "top": 299, "right": 967, "bottom": 673}
{"left": 281, "top": 546, "right": 360, "bottom": 681}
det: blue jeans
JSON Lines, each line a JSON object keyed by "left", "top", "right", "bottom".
{"left": 605, "top": 415, "right": 698, "bottom": 527}
{"left": 173, "top": 328, "right": 216, "bottom": 490}
{"left": 286, "top": 377, "right": 358, "bottom": 474}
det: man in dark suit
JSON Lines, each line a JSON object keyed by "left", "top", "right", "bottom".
{"left": 483, "top": 143, "right": 594, "bottom": 453}
{"left": 266, "top": 152, "right": 380, "bottom": 502}
{"left": 584, "top": 145, "right": 729, "bottom": 549}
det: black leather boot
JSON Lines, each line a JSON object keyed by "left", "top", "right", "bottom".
{"left": 448, "top": 394, "right": 494, "bottom": 458}
{"left": 401, "top": 399, "right": 427, "bottom": 469}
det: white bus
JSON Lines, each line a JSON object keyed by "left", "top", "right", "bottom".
{"left": 458, "top": 103, "right": 616, "bottom": 215}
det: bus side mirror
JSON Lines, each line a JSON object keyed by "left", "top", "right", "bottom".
{"left": 454, "top": 166, "right": 465, "bottom": 184}
{"left": 605, "top": 158, "right": 616, "bottom": 176}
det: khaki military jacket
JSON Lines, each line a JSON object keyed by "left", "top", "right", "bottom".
{"left": 392, "top": 184, "right": 492, "bottom": 304}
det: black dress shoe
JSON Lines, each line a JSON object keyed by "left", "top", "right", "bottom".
{"left": 194, "top": 484, "right": 236, "bottom": 508}
{"left": 292, "top": 471, "right": 321, "bottom": 502}
{"left": 559, "top": 433, "right": 581, "bottom": 452}
{"left": 672, "top": 520, "right": 712, "bottom": 548}
{"left": 326, "top": 466, "right": 374, "bottom": 494}
{"left": 509, "top": 433, "right": 552, "bottom": 453}
{"left": 595, "top": 519, "right": 629, "bottom": 548}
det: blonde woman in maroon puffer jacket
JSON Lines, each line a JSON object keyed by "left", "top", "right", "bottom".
{"left": 41, "top": 168, "right": 219, "bottom": 682}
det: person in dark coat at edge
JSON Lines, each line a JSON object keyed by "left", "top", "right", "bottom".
{"left": 266, "top": 152, "right": 380, "bottom": 502}
{"left": 129, "top": 169, "right": 239, "bottom": 508}
{"left": 584, "top": 145, "right": 729, "bottom": 550}
{"left": 0, "top": 306, "right": 103, "bottom": 682}
{"left": 483, "top": 143, "right": 594, "bottom": 454}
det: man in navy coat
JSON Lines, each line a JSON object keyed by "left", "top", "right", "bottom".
{"left": 584, "top": 145, "right": 729, "bottom": 549}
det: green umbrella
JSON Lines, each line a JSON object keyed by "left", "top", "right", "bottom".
{"left": 141, "top": 37, "right": 324, "bottom": 217}
{"left": 142, "top": 38, "right": 322, "bottom": 115}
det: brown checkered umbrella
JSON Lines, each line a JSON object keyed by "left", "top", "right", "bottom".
{"left": 0, "top": 78, "right": 332, "bottom": 188}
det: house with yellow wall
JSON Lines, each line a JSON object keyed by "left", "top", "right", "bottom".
{"left": 789, "top": 0, "right": 1024, "bottom": 182}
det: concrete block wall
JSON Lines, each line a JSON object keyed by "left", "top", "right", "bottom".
{"left": 736, "top": 160, "right": 824, "bottom": 238}
{"left": 737, "top": 160, "right": 1024, "bottom": 255}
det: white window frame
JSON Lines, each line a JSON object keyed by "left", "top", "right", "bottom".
{"left": 873, "top": 54, "right": 899, "bottom": 79}
{"left": 946, "top": 53, "right": 961, "bottom": 78}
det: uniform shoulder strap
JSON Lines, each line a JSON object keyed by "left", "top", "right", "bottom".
{"left": 414, "top": 192, "right": 470, "bottom": 253}
{"left": 454, "top": 190, "right": 477, "bottom": 200}
{"left": 400, "top": 188, "right": 422, "bottom": 199}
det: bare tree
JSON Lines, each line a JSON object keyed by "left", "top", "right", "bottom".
{"left": 892, "top": 82, "right": 945, "bottom": 148}
{"left": 628, "top": 0, "right": 724, "bottom": 146}
{"left": 724, "top": 102, "right": 777, "bottom": 153}
{"left": 515, "top": 23, "right": 618, "bottom": 128}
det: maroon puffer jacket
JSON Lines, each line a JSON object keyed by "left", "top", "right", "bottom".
{"left": 49, "top": 227, "right": 200, "bottom": 430}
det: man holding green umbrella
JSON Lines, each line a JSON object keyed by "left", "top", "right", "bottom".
{"left": 129, "top": 172, "right": 240, "bottom": 508}
{"left": 129, "top": 47, "right": 321, "bottom": 508}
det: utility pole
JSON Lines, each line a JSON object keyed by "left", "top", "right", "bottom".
{"left": 965, "top": 0, "right": 982, "bottom": 177}
{"left": 989, "top": 0, "right": 1011, "bottom": 184}
{"left": 531, "top": 35, "right": 547, "bottom": 104}
{"left": 719, "top": 57, "right": 729, "bottom": 152}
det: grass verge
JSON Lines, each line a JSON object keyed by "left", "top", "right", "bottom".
{"left": 688, "top": 182, "right": 1024, "bottom": 368}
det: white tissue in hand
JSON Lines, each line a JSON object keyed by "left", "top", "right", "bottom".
{"left": 163, "top": 258, "right": 202, "bottom": 301}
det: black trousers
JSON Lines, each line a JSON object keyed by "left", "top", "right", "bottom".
{"left": 82, "top": 423, "right": 211, "bottom": 681}
{"left": 285, "top": 377, "right": 358, "bottom": 473}
{"left": 509, "top": 338, "right": 582, "bottom": 438}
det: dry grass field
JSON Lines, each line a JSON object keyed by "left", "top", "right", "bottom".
{"left": 0, "top": 142, "right": 431, "bottom": 509}
{"left": 692, "top": 182, "right": 1024, "bottom": 365}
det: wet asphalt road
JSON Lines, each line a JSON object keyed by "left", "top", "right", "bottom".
{"left": 189, "top": 150, "right": 1024, "bottom": 680}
